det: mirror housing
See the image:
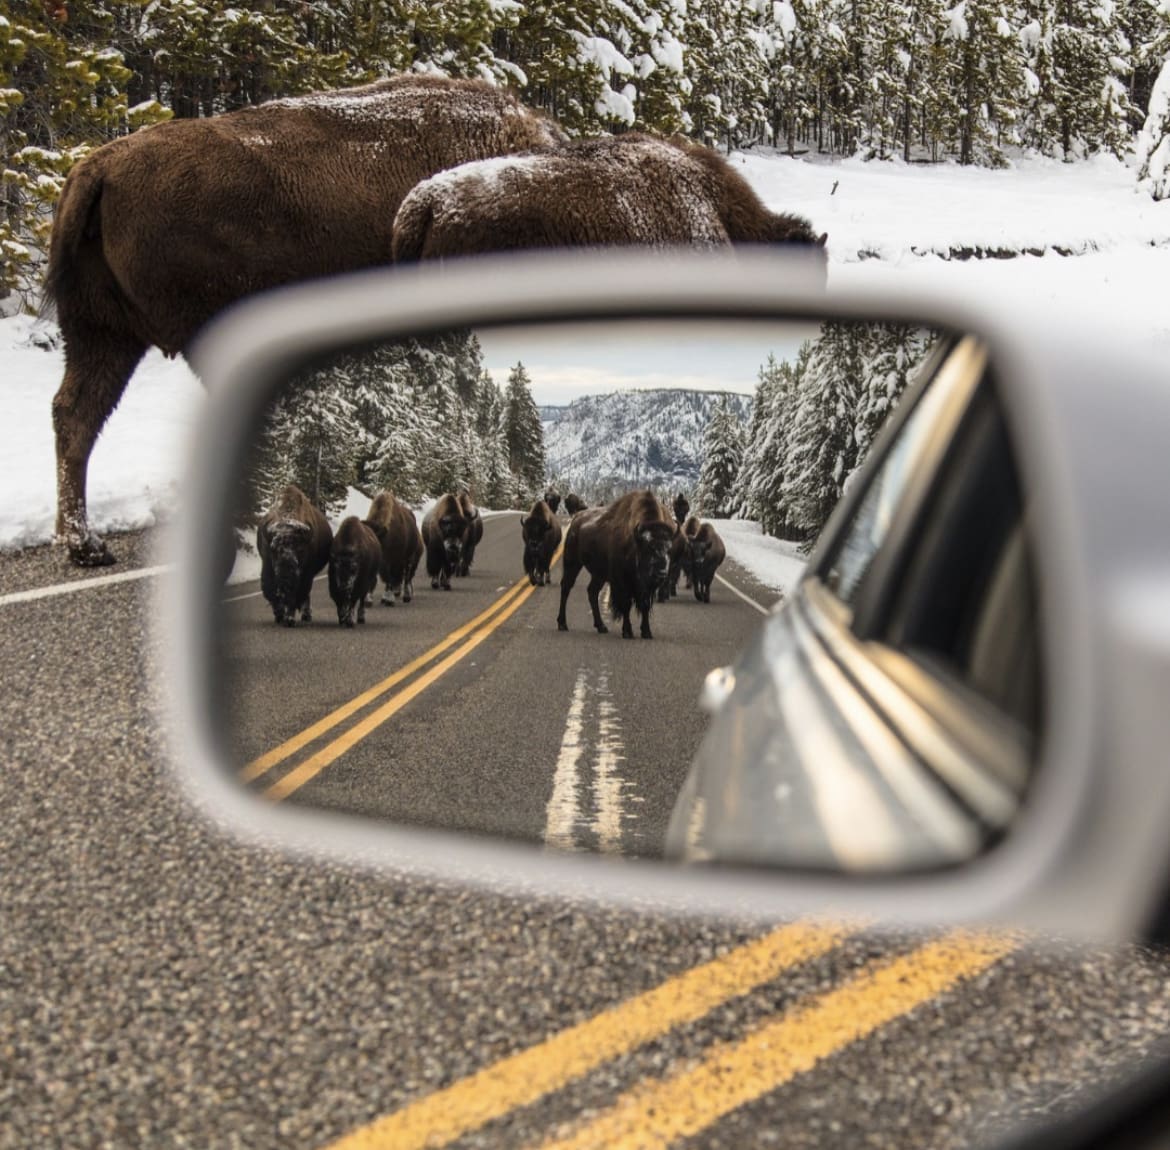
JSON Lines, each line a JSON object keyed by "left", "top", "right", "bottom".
{"left": 164, "top": 249, "right": 1170, "bottom": 942}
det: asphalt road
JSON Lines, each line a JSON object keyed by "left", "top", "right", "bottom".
{"left": 3, "top": 523, "right": 1170, "bottom": 1150}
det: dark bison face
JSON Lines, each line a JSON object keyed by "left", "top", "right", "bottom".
{"left": 522, "top": 517, "right": 548, "bottom": 561}
{"left": 636, "top": 523, "right": 675, "bottom": 589}
{"left": 439, "top": 515, "right": 465, "bottom": 563}
{"left": 689, "top": 537, "right": 711, "bottom": 568}
{"left": 332, "top": 551, "right": 361, "bottom": 605}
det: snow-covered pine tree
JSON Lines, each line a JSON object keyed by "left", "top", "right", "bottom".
{"left": 696, "top": 396, "right": 745, "bottom": 517}
{"left": 852, "top": 323, "right": 936, "bottom": 464}
{"left": 781, "top": 322, "right": 865, "bottom": 539}
{"left": 1138, "top": 50, "right": 1170, "bottom": 199}
{"left": 503, "top": 362, "right": 547, "bottom": 497}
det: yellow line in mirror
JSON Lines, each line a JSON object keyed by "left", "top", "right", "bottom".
{"left": 533, "top": 931, "right": 1014, "bottom": 1150}
{"left": 239, "top": 573, "right": 534, "bottom": 784}
{"left": 261, "top": 544, "right": 565, "bottom": 801}
{"left": 318, "top": 921, "right": 850, "bottom": 1150}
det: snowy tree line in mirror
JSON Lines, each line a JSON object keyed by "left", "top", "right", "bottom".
{"left": 241, "top": 320, "right": 936, "bottom": 553}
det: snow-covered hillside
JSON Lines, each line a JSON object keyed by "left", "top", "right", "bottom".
{"left": 544, "top": 389, "right": 751, "bottom": 498}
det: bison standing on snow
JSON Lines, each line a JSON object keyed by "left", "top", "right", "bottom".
{"left": 457, "top": 492, "right": 484, "bottom": 576}
{"left": 45, "top": 74, "right": 564, "bottom": 568}
{"left": 257, "top": 485, "right": 333, "bottom": 627}
{"left": 328, "top": 516, "right": 381, "bottom": 627}
{"left": 688, "top": 522, "right": 726, "bottom": 603}
{"left": 392, "top": 134, "right": 828, "bottom": 269}
{"left": 421, "top": 494, "right": 468, "bottom": 591}
{"left": 364, "top": 491, "right": 423, "bottom": 605}
{"left": 521, "top": 500, "right": 563, "bottom": 586}
{"left": 557, "top": 491, "right": 676, "bottom": 640}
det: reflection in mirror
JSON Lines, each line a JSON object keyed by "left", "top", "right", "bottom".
{"left": 212, "top": 318, "right": 1039, "bottom": 875}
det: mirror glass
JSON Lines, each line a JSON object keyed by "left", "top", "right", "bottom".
{"left": 211, "top": 317, "right": 1039, "bottom": 873}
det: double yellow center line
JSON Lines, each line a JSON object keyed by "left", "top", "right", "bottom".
{"left": 242, "top": 549, "right": 561, "bottom": 800}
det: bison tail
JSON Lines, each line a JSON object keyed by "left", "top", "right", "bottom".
{"left": 40, "top": 152, "right": 106, "bottom": 321}
{"left": 391, "top": 186, "right": 434, "bottom": 265}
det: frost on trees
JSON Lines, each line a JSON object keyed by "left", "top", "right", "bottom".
{"left": 1138, "top": 54, "right": 1170, "bottom": 201}
{"left": 697, "top": 397, "right": 746, "bottom": 517}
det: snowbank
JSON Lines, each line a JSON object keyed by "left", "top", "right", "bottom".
{"left": 713, "top": 519, "right": 806, "bottom": 596}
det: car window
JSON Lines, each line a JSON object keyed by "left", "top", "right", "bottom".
{"left": 823, "top": 337, "right": 981, "bottom": 605}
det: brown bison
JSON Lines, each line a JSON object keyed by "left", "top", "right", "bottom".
{"left": 364, "top": 490, "right": 423, "bottom": 605}
{"left": 543, "top": 489, "right": 562, "bottom": 515}
{"left": 564, "top": 493, "right": 588, "bottom": 515}
{"left": 328, "top": 516, "right": 381, "bottom": 627}
{"left": 257, "top": 484, "right": 333, "bottom": 627}
{"left": 521, "top": 500, "right": 563, "bottom": 586}
{"left": 45, "top": 75, "right": 564, "bottom": 567}
{"left": 672, "top": 492, "right": 690, "bottom": 528}
{"left": 392, "top": 133, "right": 828, "bottom": 268}
{"left": 660, "top": 515, "right": 701, "bottom": 603}
{"left": 421, "top": 494, "right": 468, "bottom": 590}
{"left": 556, "top": 490, "right": 676, "bottom": 640}
{"left": 688, "top": 522, "right": 726, "bottom": 603}
{"left": 457, "top": 492, "right": 484, "bottom": 577}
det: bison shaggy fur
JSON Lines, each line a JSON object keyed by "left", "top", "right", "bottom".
{"left": 689, "top": 522, "right": 727, "bottom": 603}
{"left": 556, "top": 490, "right": 676, "bottom": 640}
{"left": 660, "top": 515, "right": 701, "bottom": 603}
{"left": 521, "top": 500, "right": 563, "bottom": 586}
{"left": 563, "top": 493, "right": 588, "bottom": 515}
{"left": 457, "top": 493, "right": 484, "bottom": 576}
{"left": 329, "top": 516, "right": 381, "bottom": 627}
{"left": 392, "top": 134, "right": 828, "bottom": 272}
{"left": 45, "top": 74, "right": 563, "bottom": 568}
{"left": 543, "top": 489, "right": 562, "bottom": 515}
{"left": 257, "top": 484, "right": 333, "bottom": 627}
{"left": 364, "top": 490, "right": 423, "bottom": 605}
{"left": 421, "top": 494, "right": 468, "bottom": 591}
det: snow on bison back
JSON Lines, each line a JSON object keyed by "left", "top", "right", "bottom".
{"left": 44, "top": 75, "right": 564, "bottom": 567}
{"left": 392, "top": 133, "right": 828, "bottom": 265}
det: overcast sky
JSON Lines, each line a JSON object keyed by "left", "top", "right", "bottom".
{"left": 477, "top": 319, "right": 818, "bottom": 406}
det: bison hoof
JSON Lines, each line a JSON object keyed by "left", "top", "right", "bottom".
{"left": 68, "top": 534, "right": 116, "bottom": 568}
{"left": 283, "top": 617, "right": 296, "bottom": 628}
{"left": 557, "top": 618, "right": 569, "bottom": 632}
{"left": 431, "top": 579, "right": 440, "bottom": 590}
{"left": 596, "top": 623, "right": 610, "bottom": 635}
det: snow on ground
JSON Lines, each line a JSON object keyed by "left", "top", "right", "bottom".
{"left": 713, "top": 519, "right": 807, "bottom": 596}
{"left": 3, "top": 152, "right": 1169, "bottom": 552}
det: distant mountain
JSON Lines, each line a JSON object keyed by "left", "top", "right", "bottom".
{"left": 543, "top": 388, "right": 752, "bottom": 501}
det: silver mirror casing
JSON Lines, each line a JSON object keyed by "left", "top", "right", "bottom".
{"left": 163, "top": 249, "right": 1170, "bottom": 941}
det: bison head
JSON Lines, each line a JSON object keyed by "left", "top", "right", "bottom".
{"left": 439, "top": 515, "right": 465, "bottom": 564}
{"left": 635, "top": 521, "right": 675, "bottom": 592}
{"left": 689, "top": 534, "right": 713, "bottom": 569}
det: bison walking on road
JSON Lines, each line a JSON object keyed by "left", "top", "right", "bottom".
{"left": 543, "top": 489, "right": 562, "bottom": 515}
{"left": 661, "top": 515, "right": 701, "bottom": 603}
{"left": 557, "top": 490, "right": 676, "bottom": 640}
{"left": 672, "top": 492, "right": 690, "bottom": 529}
{"left": 45, "top": 74, "right": 564, "bottom": 568}
{"left": 328, "top": 517, "right": 381, "bottom": 627}
{"left": 458, "top": 493, "right": 484, "bottom": 576}
{"left": 392, "top": 134, "right": 828, "bottom": 268}
{"left": 521, "top": 500, "right": 563, "bottom": 586}
{"left": 422, "top": 494, "right": 469, "bottom": 590}
{"left": 257, "top": 485, "right": 333, "bottom": 627}
{"left": 689, "top": 522, "right": 727, "bottom": 603}
{"left": 364, "top": 491, "right": 423, "bottom": 605}
{"left": 563, "top": 493, "right": 588, "bottom": 515}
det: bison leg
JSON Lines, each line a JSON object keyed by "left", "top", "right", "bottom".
{"left": 640, "top": 609, "right": 653, "bottom": 639}
{"left": 52, "top": 334, "right": 147, "bottom": 566}
{"left": 587, "top": 573, "right": 609, "bottom": 635}
{"left": 403, "top": 576, "right": 414, "bottom": 603}
{"left": 557, "top": 559, "right": 583, "bottom": 631}
{"left": 381, "top": 578, "right": 396, "bottom": 606}
{"left": 621, "top": 608, "right": 636, "bottom": 640}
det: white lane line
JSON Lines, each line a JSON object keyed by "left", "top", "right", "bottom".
{"left": 223, "top": 589, "right": 263, "bottom": 603}
{"left": 592, "top": 673, "right": 627, "bottom": 854}
{"left": 0, "top": 563, "right": 174, "bottom": 608}
{"left": 545, "top": 669, "right": 588, "bottom": 851}
{"left": 714, "top": 572, "right": 772, "bottom": 615}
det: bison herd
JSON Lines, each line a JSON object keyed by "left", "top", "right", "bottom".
{"left": 255, "top": 482, "right": 725, "bottom": 641}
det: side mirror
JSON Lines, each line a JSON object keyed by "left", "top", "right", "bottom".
{"left": 167, "top": 250, "right": 1170, "bottom": 942}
